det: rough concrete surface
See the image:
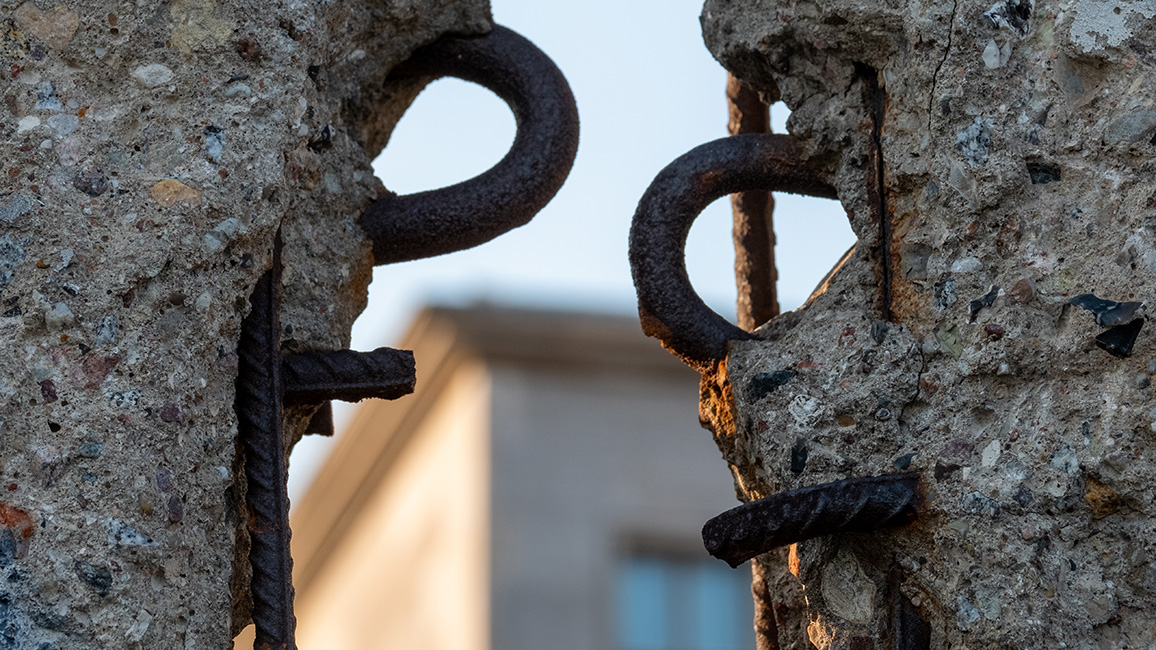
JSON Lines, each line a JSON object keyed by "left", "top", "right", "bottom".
{"left": 700, "top": 0, "right": 1156, "bottom": 648}
{"left": 0, "top": 0, "right": 489, "bottom": 647}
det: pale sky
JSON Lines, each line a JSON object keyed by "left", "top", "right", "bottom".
{"left": 288, "top": 0, "right": 856, "bottom": 505}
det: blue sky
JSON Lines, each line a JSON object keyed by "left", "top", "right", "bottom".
{"left": 288, "top": 0, "right": 856, "bottom": 504}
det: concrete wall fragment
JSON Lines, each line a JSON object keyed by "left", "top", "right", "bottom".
{"left": 0, "top": 1, "right": 489, "bottom": 647}
{"left": 698, "top": 0, "right": 1156, "bottom": 647}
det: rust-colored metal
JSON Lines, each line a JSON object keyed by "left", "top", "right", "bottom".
{"left": 701, "top": 473, "right": 922, "bottom": 568}
{"left": 635, "top": 71, "right": 923, "bottom": 649}
{"left": 282, "top": 347, "right": 416, "bottom": 405}
{"left": 888, "top": 566, "right": 932, "bottom": 650}
{"left": 360, "top": 25, "right": 579, "bottom": 266}
{"left": 236, "top": 233, "right": 296, "bottom": 649}
{"left": 236, "top": 23, "right": 579, "bottom": 649}
{"left": 235, "top": 235, "right": 418, "bottom": 649}
{"left": 861, "top": 65, "right": 894, "bottom": 322}
{"left": 727, "top": 74, "right": 783, "bottom": 650}
{"left": 750, "top": 561, "right": 781, "bottom": 650}
{"left": 629, "top": 133, "right": 836, "bottom": 372}
{"left": 727, "top": 74, "right": 779, "bottom": 331}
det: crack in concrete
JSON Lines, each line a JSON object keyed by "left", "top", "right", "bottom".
{"left": 928, "top": 0, "right": 959, "bottom": 133}
{"left": 861, "top": 65, "right": 895, "bottom": 322}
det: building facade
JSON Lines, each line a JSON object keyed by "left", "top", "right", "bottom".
{"left": 264, "top": 305, "right": 754, "bottom": 650}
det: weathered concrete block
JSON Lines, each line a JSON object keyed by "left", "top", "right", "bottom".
{"left": 700, "top": 0, "right": 1156, "bottom": 647}
{"left": 0, "top": 0, "right": 489, "bottom": 647}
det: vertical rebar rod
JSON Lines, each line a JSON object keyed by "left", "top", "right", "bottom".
{"left": 727, "top": 72, "right": 781, "bottom": 650}
{"left": 728, "top": 74, "right": 779, "bottom": 330}
{"left": 237, "top": 233, "right": 297, "bottom": 649}
{"left": 750, "top": 561, "right": 781, "bottom": 650}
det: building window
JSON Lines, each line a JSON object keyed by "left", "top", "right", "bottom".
{"left": 616, "top": 553, "right": 754, "bottom": 650}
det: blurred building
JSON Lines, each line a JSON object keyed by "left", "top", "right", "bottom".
{"left": 278, "top": 304, "right": 754, "bottom": 650}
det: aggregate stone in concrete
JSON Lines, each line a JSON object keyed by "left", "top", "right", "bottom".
{"left": 0, "top": 0, "right": 490, "bottom": 647}
{"left": 700, "top": 1, "right": 1156, "bottom": 647}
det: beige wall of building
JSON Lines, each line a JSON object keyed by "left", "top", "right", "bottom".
{"left": 237, "top": 305, "right": 749, "bottom": 649}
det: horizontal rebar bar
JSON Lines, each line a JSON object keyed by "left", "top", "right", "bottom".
{"left": 282, "top": 348, "right": 416, "bottom": 405}
{"left": 702, "top": 473, "right": 922, "bottom": 568}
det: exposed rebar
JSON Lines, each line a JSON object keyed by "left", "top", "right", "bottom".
{"left": 750, "top": 561, "right": 781, "bottom": 650}
{"left": 360, "top": 25, "right": 579, "bottom": 265}
{"left": 629, "top": 133, "right": 836, "bottom": 371}
{"left": 727, "top": 74, "right": 784, "bottom": 650}
{"left": 236, "top": 233, "right": 297, "bottom": 650}
{"left": 888, "top": 565, "right": 932, "bottom": 650}
{"left": 860, "top": 65, "right": 894, "bottom": 322}
{"left": 702, "top": 473, "right": 922, "bottom": 568}
{"left": 282, "top": 347, "right": 416, "bottom": 405}
{"left": 728, "top": 74, "right": 779, "bottom": 331}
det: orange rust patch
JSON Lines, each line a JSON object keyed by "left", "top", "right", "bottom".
{"left": 1085, "top": 477, "right": 1120, "bottom": 519}
{"left": 699, "top": 358, "right": 737, "bottom": 438}
{"left": 0, "top": 503, "right": 35, "bottom": 540}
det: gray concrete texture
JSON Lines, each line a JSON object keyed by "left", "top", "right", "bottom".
{"left": 699, "top": 1, "right": 1156, "bottom": 648}
{"left": 0, "top": 1, "right": 490, "bottom": 647}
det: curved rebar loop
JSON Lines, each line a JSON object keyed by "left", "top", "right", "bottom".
{"left": 238, "top": 25, "right": 579, "bottom": 649}
{"left": 360, "top": 24, "right": 580, "bottom": 265}
{"left": 702, "top": 473, "right": 922, "bottom": 568}
{"left": 628, "top": 134, "right": 836, "bottom": 372}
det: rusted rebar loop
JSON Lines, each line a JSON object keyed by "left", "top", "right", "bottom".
{"left": 238, "top": 24, "right": 579, "bottom": 649}
{"left": 702, "top": 473, "right": 922, "bottom": 568}
{"left": 629, "top": 134, "right": 836, "bottom": 371}
{"left": 360, "top": 24, "right": 580, "bottom": 265}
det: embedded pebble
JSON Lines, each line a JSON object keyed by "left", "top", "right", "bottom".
{"left": 1106, "top": 110, "right": 1156, "bottom": 145}
{"left": 150, "top": 179, "right": 203, "bottom": 207}
{"left": 195, "top": 291, "right": 212, "bottom": 313}
{"left": 34, "top": 81, "right": 62, "bottom": 111}
{"left": 159, "top": 403, "right": 184, "bottom": 423}
{"left": 95, "top": 315, "right": 118, "bottom": 345}
{"left": 167, "top": 495, "right": 185, "bottom": 523}
{"left": 0, "top": 236, "right": 27, "bottom": 291}
{"left": 224, "top": 83, "right": 252, "bottom": 98}
{"left": 126, "top": 610, "right": 153, "bottom": 642}
{"left": 0, "top": 195, "right": 32, "bottom": 223}
{"left": 981, "top": 439, "right": 1001, "bottom": 467}
{"left": 956, "top": 118, "right": 992, "bottom": 166}
{"left": 204, "top": 126, "right": 225, "bottom": 163}
{"left": 16, "top": 116, "right": 40, "bottom": 134}
{"left": 1008, "top": 278, "right": 1033, "bottom": 303}
{"left": 73, "top": 168, "right": 108, "bottom": 196}
{"left": 14, "top": 4, "right": 80, "bottom": 46}
{"left": 46, "top": 113, "right": 79, "bottom": 136}
{"left": 951, "top": 257, "right": 983, "bottom": 273}
{"left": 957, "top": 597, "right": 981, "bottom": 631}
{"left": 132, "top": 64, "right": 175, "bottom": 88}
{"left": 820, "top": 550, "right": 876, "bottom": 623}
{"left": 982, "top": 39, "right": 1002, "bottom": 68}
{"left": 107, "top": 519, "right": 157, "bottom": 548}
{"left": 45, "top": 302, "right": 74, "bottom": 330}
